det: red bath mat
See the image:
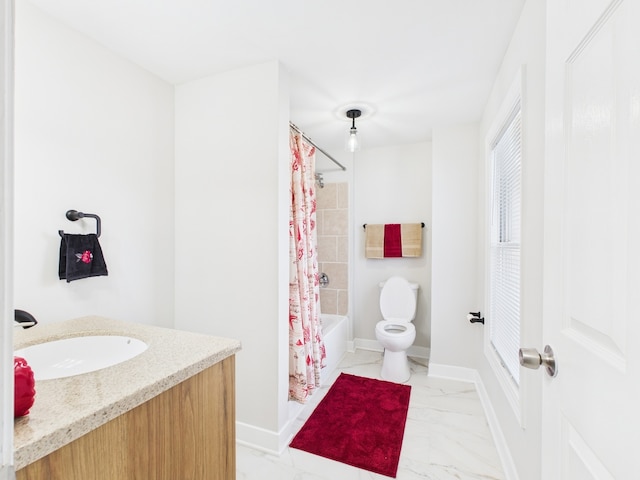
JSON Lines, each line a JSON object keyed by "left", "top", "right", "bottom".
{"left": 289, "top": 373, "right": 411, "bottom": 478}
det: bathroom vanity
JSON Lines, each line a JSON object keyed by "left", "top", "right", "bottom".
{"left": 13, "top": 316, "right": 241, "bottom": 480}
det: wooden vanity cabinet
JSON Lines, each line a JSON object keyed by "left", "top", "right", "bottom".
{"left": 17, "top": 356, "right": 235, "bottom": 480}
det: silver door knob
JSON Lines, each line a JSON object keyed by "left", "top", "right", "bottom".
{"left": 518, "top": 345, "right": 558, "bottom": 377}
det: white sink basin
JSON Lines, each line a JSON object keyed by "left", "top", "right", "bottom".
{"left": 15, "top": 335, "right": 148, "bottom": 381}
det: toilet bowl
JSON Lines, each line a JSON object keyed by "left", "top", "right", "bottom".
{"left": 375, "top": 276, "right": 419, "bottom": 383}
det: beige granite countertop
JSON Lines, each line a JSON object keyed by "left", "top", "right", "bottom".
{"left": 13, "top": 316, "right": 241, "bottom": 470}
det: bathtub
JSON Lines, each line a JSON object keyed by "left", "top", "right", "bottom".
{"left": 285, "top": 313, "right": 349, "bottom": 446}
{"left": 320, "top": 314, "right": 348, "bottom": 385}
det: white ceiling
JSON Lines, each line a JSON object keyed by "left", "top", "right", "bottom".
{"left": 25, "top": 0, "right": 525, "bottom": 156}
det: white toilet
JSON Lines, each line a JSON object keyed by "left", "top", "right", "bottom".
{"left": 375, "top": 276, "right": 419, "bottom": 383}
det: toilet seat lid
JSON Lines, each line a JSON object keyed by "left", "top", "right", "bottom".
{"left": 379, "top": 276, "right": 417, "bottom": 321}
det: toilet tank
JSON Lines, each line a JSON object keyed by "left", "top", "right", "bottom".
{"left": 379, "top": 276, "right": 419, "bottom": 322}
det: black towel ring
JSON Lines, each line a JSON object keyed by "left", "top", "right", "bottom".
{"left": 58, "top": 210, "right": 102, "bottom": 238}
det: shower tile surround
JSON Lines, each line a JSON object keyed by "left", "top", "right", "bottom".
{"left": 237, "top": 350, "right": 506, "bottom": 479}
{"left": 316, "top": 182, "right": 349, "bottom": 316}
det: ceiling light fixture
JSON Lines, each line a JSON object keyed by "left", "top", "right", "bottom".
{"left": 346, "top": 109, "right": 362, "bottom": 152}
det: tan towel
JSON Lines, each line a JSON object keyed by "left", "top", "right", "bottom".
{"left": 401, "top": 223, "right": 423, "bottom": 257}
{"left": 365, "top": 224, "right": 384, "bottom": 258}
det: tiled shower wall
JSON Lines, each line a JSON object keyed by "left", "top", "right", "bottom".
{"left": 315, "top": 182, "right": 349, "bottom": 315}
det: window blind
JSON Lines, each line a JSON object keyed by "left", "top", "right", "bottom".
{"left": 489, "top": 101, "right": 522, "bottom": 386}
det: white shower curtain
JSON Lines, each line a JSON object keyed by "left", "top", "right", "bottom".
{"left": 289, "top": 129, "right": 326, "bottom": 403}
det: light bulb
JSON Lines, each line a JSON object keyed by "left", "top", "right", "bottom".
{"left": 345, "top": 108, "right": 362, "bottom": 152}
{"left": 347, "top": 127, "right": 359, "bottom": 152}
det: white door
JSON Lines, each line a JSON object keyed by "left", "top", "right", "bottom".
{"left": 541, "top": 0, "right": 640, "bottom": 478}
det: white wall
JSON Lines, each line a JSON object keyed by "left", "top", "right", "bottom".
{"left": 174, "top": 61, "right": 290, "bottom": 451}
{"left": 476, "top": 1, "right": 546, "bottom": 479}
{"left": 430, "top": 125, "right": 482, "bottom": 368}
{"left": 15, "top": 2, "right": 295, "bottom": 453}
{"left": 14, "top": 1, "right": 175, "bottom": 327}
{"left": 0, "top": 0, "right": 13, "bottom": 474}
{"left": 353, "top": 142, "right": 432, "bottom": 353}
{"left": 10, "top": 2, "right": 546, "bottom": 474}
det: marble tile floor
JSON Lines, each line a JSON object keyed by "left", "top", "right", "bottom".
{"left": 237, "top": 350, "right": 506, "bottom": 480}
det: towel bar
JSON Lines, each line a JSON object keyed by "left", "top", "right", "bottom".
{"left": 58, "top": 210, "right": 102, "bottom": 238}
{"left": 363, "top": 222, "right": 425, "bottom": 229}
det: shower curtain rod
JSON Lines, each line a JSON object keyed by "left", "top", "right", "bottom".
{"left": 290, "top": 122, "right": 346, "bottom": 171}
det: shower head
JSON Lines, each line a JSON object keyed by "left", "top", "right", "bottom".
{"left": 315, "top": 173, "right": 325, "bottom": 188}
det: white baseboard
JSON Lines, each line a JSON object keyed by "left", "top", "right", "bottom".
{"left": 236, "top": 417, "right": 301, "bottom": 456}
{"left": 353, "top": 337, "right": 382, "bottom": 353}
{"left": 428, "top": 363, "right": 519, "bottom": 480}
{"left": 473, "top": 373, "right": 519, "bottom": 480}
{"left": 428, "top": 362, "right": 477, "bottom": 383}
{"left": 237, "top": 359, "right": 343, "bottom": 455}
{"left": 236, "top": 421, "right": 282, "bottom": 455}
{"left": 353, "top": 337, "right": 430, "bottom": 359}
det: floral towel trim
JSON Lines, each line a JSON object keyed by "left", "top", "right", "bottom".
{"left": 75, "top": 250, "right": 93, "bottom": 264}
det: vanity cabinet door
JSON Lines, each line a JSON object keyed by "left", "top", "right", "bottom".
{"left": 17, "top": 356, "right": 236, "bottom": 480}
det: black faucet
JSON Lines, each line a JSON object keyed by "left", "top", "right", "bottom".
{"left": 14, "top": 309, "right": 38, "bottom": 329}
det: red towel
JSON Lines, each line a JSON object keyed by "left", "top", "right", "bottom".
{"left": 383, "top": 224, "right": 402, "bottom": 257}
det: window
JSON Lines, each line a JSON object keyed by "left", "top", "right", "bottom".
{"left": 488, "top": 100, "right": 522, "bottom": 387}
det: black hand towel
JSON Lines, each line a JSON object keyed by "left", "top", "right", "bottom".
{"left": 59, "top": 234, "right": 108, "bottom": 282}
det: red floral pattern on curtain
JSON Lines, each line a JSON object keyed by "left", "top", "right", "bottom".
{"left": 289, "top": 129, "right": 326, "bottom": 403}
